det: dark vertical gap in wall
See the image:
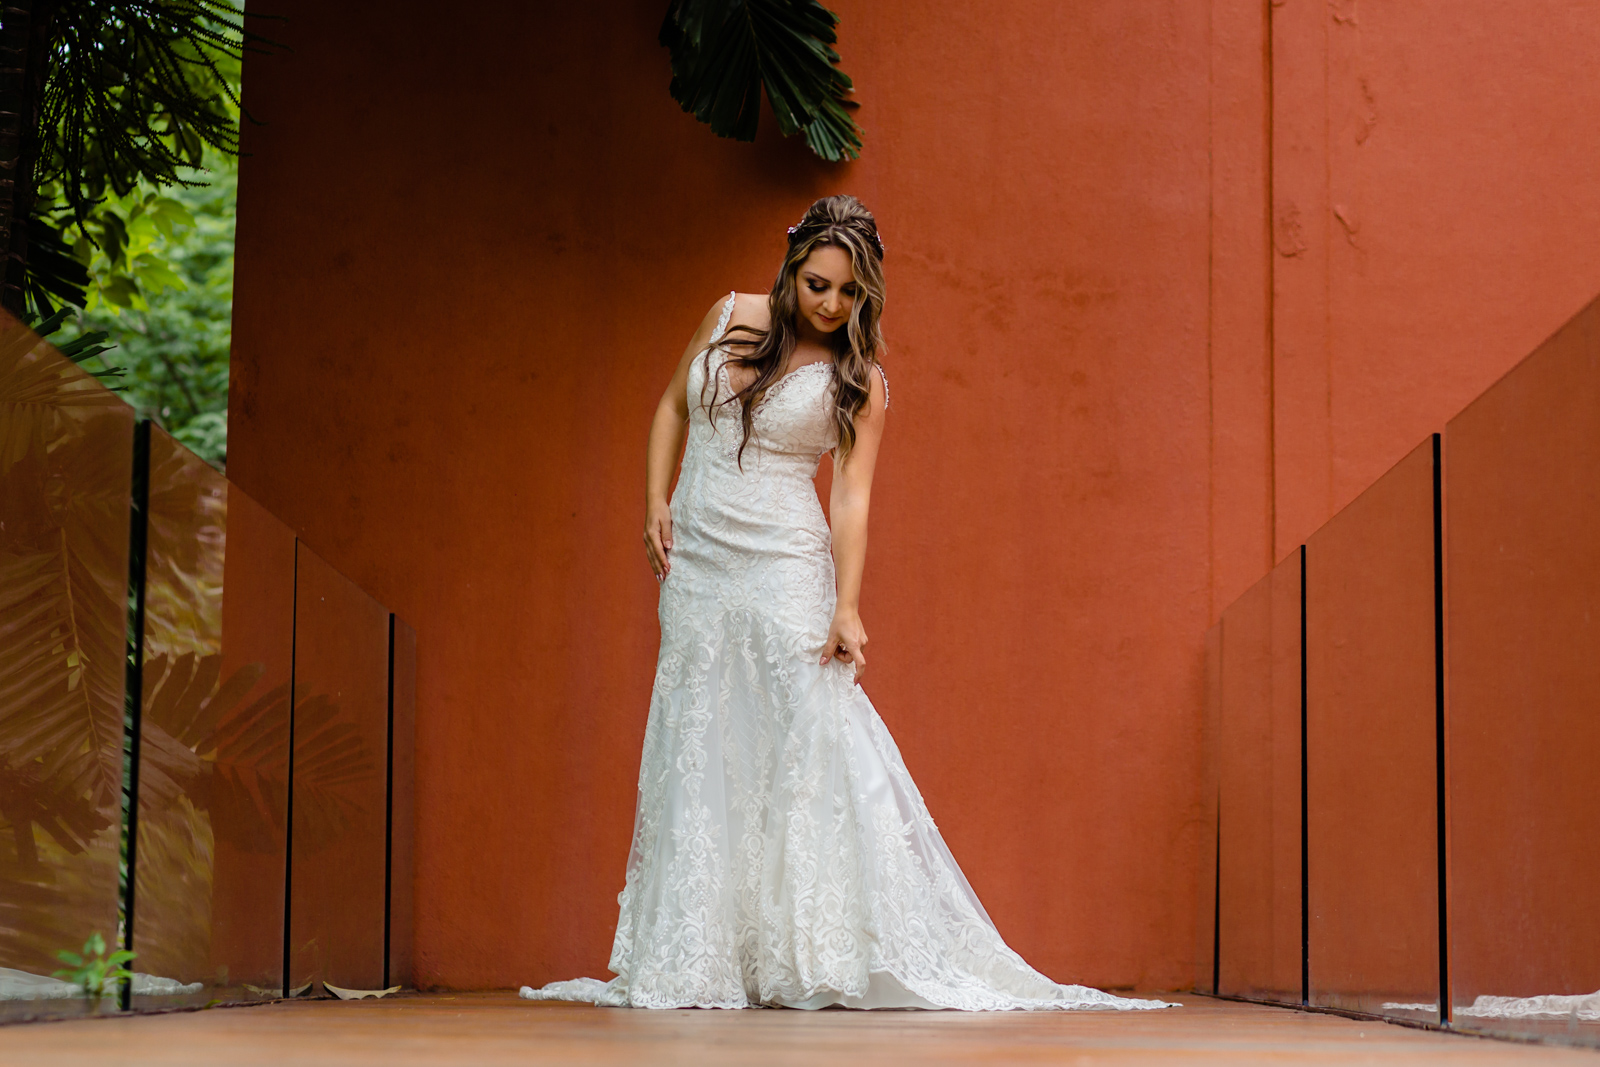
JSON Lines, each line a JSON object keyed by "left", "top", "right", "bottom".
{"left": 1212, "top": 802, "right": 1221, "bottom": 995}
{"left": 384, "top": 613, "right": 396, "bottom": 989}
{"left": 1300, "top": 542, "right": 1309, "bottom": 1006}
{"left": 282, "top": 540, "right": 300, "bottom": 997}
{"left": 119, "top": 420, "right": 151, "bottom": 1012}
{"left": 1432, "top": 433, "right": 1450, "bottom": 1024}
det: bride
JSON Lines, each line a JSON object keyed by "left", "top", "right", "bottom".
{"left": 522, "top": 196, "right": 1171, "bottom": 1012}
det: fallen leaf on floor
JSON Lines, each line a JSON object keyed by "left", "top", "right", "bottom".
{"left": 323, "top": 983, "right": 402, "bottom": 1000}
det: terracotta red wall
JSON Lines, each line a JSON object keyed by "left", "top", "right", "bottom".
{"left": 1209, "top": 0, "right": 1600, "bottom": 583}
{"left": 229, "top": 0, "right": 1600, "bottom": 991}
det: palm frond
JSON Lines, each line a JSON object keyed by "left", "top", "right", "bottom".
{"left": 22, "top": 216, "right": 92, "bottom": 321}
{"left": 661, "top": 0, "right": 862, "bottom": 162}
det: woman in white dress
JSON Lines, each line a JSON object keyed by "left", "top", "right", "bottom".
{"left": 522, "top": 196, "right": 1171, "bottom": 1012}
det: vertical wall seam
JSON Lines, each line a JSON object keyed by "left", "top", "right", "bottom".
{"left": 1264, "top": 0, "right": 1278, "bottom": 564}
{"left": 1321, "top": 0, "right": 1335, "bottom": 520}
{"left": 1206, "top": 0, "right": 1216, "bottom": 625}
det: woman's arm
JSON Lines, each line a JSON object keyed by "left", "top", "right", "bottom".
{"left": 644, "top": 297, "right": 730, "bottom": 580}
{"left": 820, "top": 367, "right": 889, "bottom": 678}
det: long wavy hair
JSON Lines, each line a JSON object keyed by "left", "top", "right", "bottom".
{"left": 704, "top": 194, "right": 887, "bottom": 469}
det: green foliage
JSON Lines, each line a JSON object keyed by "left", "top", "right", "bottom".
{"left": 21, "top": 0, "right": 270, "bottom": 320}
{"left": 660, "top": 0, "right": 862, "bottom": 162}
{"left": 38, "top": 0, "right": 257, "bottom": 229}
{"left": 14, "top": 2, "right": 257, "bottom": 466}
{"left": 52, "top": 932, "right": 136, "bottom": 999}
{"left": 67, "top": 151, "right": 236, "bottom": 468}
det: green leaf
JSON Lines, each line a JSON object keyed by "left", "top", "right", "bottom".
{"left": 147, "top": 197, "right": 197, "bottom": 238}
{"left": 55, "top": 952, "right": 84, "bottom": 967}
{"left": 101, "top": 275, "right": 141, "bottom": 309}
{"left": 132, "top": 254, "right": 188, "bottom": 294}
{"left": 662, "top": 0, "right": 862, "bottom": 161}
{"left": 98, "top": 212, "right": 130, "bottom": 266}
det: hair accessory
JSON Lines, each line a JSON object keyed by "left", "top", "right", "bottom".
{"left": 785, "top": 216, "right": 885, "bottom": 257}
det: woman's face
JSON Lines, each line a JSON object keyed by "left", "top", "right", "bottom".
{"left": 794, "top": 244, "right": 858, "bottom": 336}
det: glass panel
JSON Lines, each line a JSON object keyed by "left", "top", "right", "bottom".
{"left": 1216, "top": 550, "right": 1302, "bottom": 1004}
{"left": 289, "top": 545, "right": 389, "bottom": 992}
{"left": 1446, "top": 298, "right": 1600, "bottom": 1047}
{"left": 129, "top": 425, "right": 294, "bottom": 1007}
{"left": 0, "top": 315, "right": 134, "bottom": 1020}
{"left": 1305, "top": 438, "right": 1439, "bottom": 1021}
{"left": 1194, "top": 623, "right": 1220, "bottom": 993}
{"left": 1267, "top": 552, "right": 1305, "bottom": 1006}
{"left": 387, "top": 615, "right": 415, "bottom": 989}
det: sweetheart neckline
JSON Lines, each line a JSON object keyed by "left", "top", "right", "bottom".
{"left": 715, "top": 356, "right": 832, "bottom": 399}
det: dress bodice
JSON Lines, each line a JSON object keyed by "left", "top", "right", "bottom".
{"left": 683, "top": 293, "right": 840, "bottom": 478}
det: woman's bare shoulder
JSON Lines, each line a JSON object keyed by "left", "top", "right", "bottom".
{"left": 687, "top": 292, "right": 768, "bottom": 352}
{"left": 729, "top": 291, "right": 771, "bottom": 331}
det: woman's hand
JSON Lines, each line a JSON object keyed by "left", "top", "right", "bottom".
{"left": 820, "top": 608, "right": 868, "bottom": 681}
{"left": 644, "top": 499, "right": 674, "bottom": 580}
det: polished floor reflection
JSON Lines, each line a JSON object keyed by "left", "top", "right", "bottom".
{"left": 2, "top": 994, "right": 1596, "bottom": 1066}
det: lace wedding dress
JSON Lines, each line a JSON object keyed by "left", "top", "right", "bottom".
{"left": 522, "top": 294, "right": 1171, "bottom": 1011}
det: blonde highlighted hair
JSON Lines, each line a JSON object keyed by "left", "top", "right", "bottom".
{"left": 705, "top": 194, "right": 887, "bottom": 469}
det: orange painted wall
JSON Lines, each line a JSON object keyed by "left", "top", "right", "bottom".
{"left": 1211, "top": 0, "right": 1600, "bottom": 569}
{"left": 228, "top": 0, "right": 1600, "bottom": 991}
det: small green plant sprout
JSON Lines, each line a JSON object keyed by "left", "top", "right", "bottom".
{"left": 52, "top": 933, "right": 136, "bottom": 1000}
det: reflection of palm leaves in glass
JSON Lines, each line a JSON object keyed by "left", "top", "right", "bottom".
{"left": 290, "top": 693, "right": 380, "bottom": 854}
{"left": 133, "top": 652, "right": 283, "bottom": 981}
{"left": 139, "top": 658, "right": 377, "bottom": 859}
{"left": 139, "top": 653, "right": 283, "bottom": 850}
{"left": 142, "top": 429, "right": 225, "bottom": 662}
{"left": 134, "top": 424, "right": 270, "bottom": 977}
{"left": 0, "top": 317, "right": 131, "bottom": 973}
{"left": 135, "top": 662, "right": 379, "bottom": 974}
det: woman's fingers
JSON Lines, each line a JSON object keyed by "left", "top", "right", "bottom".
{"left": 819, "top": 627, "right": 840, "bottom": 665}
{"left": 643, "top": 504, "right": 675, "bottom": 580}
{"left": 643, "top": 525, "right": 666, "bottom": 579}
{"left": 819, "top": 632, "right": 866, "bottom": 681}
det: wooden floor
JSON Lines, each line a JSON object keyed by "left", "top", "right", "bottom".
{"left": 4, "top": 993, "right": 1597, "bottom": 1065}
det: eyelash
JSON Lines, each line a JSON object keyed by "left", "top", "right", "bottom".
{"left": 807, "top": 282, "right": 858, "bottom": 295}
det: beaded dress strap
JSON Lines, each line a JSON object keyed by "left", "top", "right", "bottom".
{"left": 872, "top": 361, "right": 890, "bottom": 411}
{"left": 714, "top": 291, "right": 736, "bottom": 339}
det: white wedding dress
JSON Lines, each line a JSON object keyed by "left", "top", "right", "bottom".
{"left": 522, "top": 294, "right": 1171, "bottom": 1011}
